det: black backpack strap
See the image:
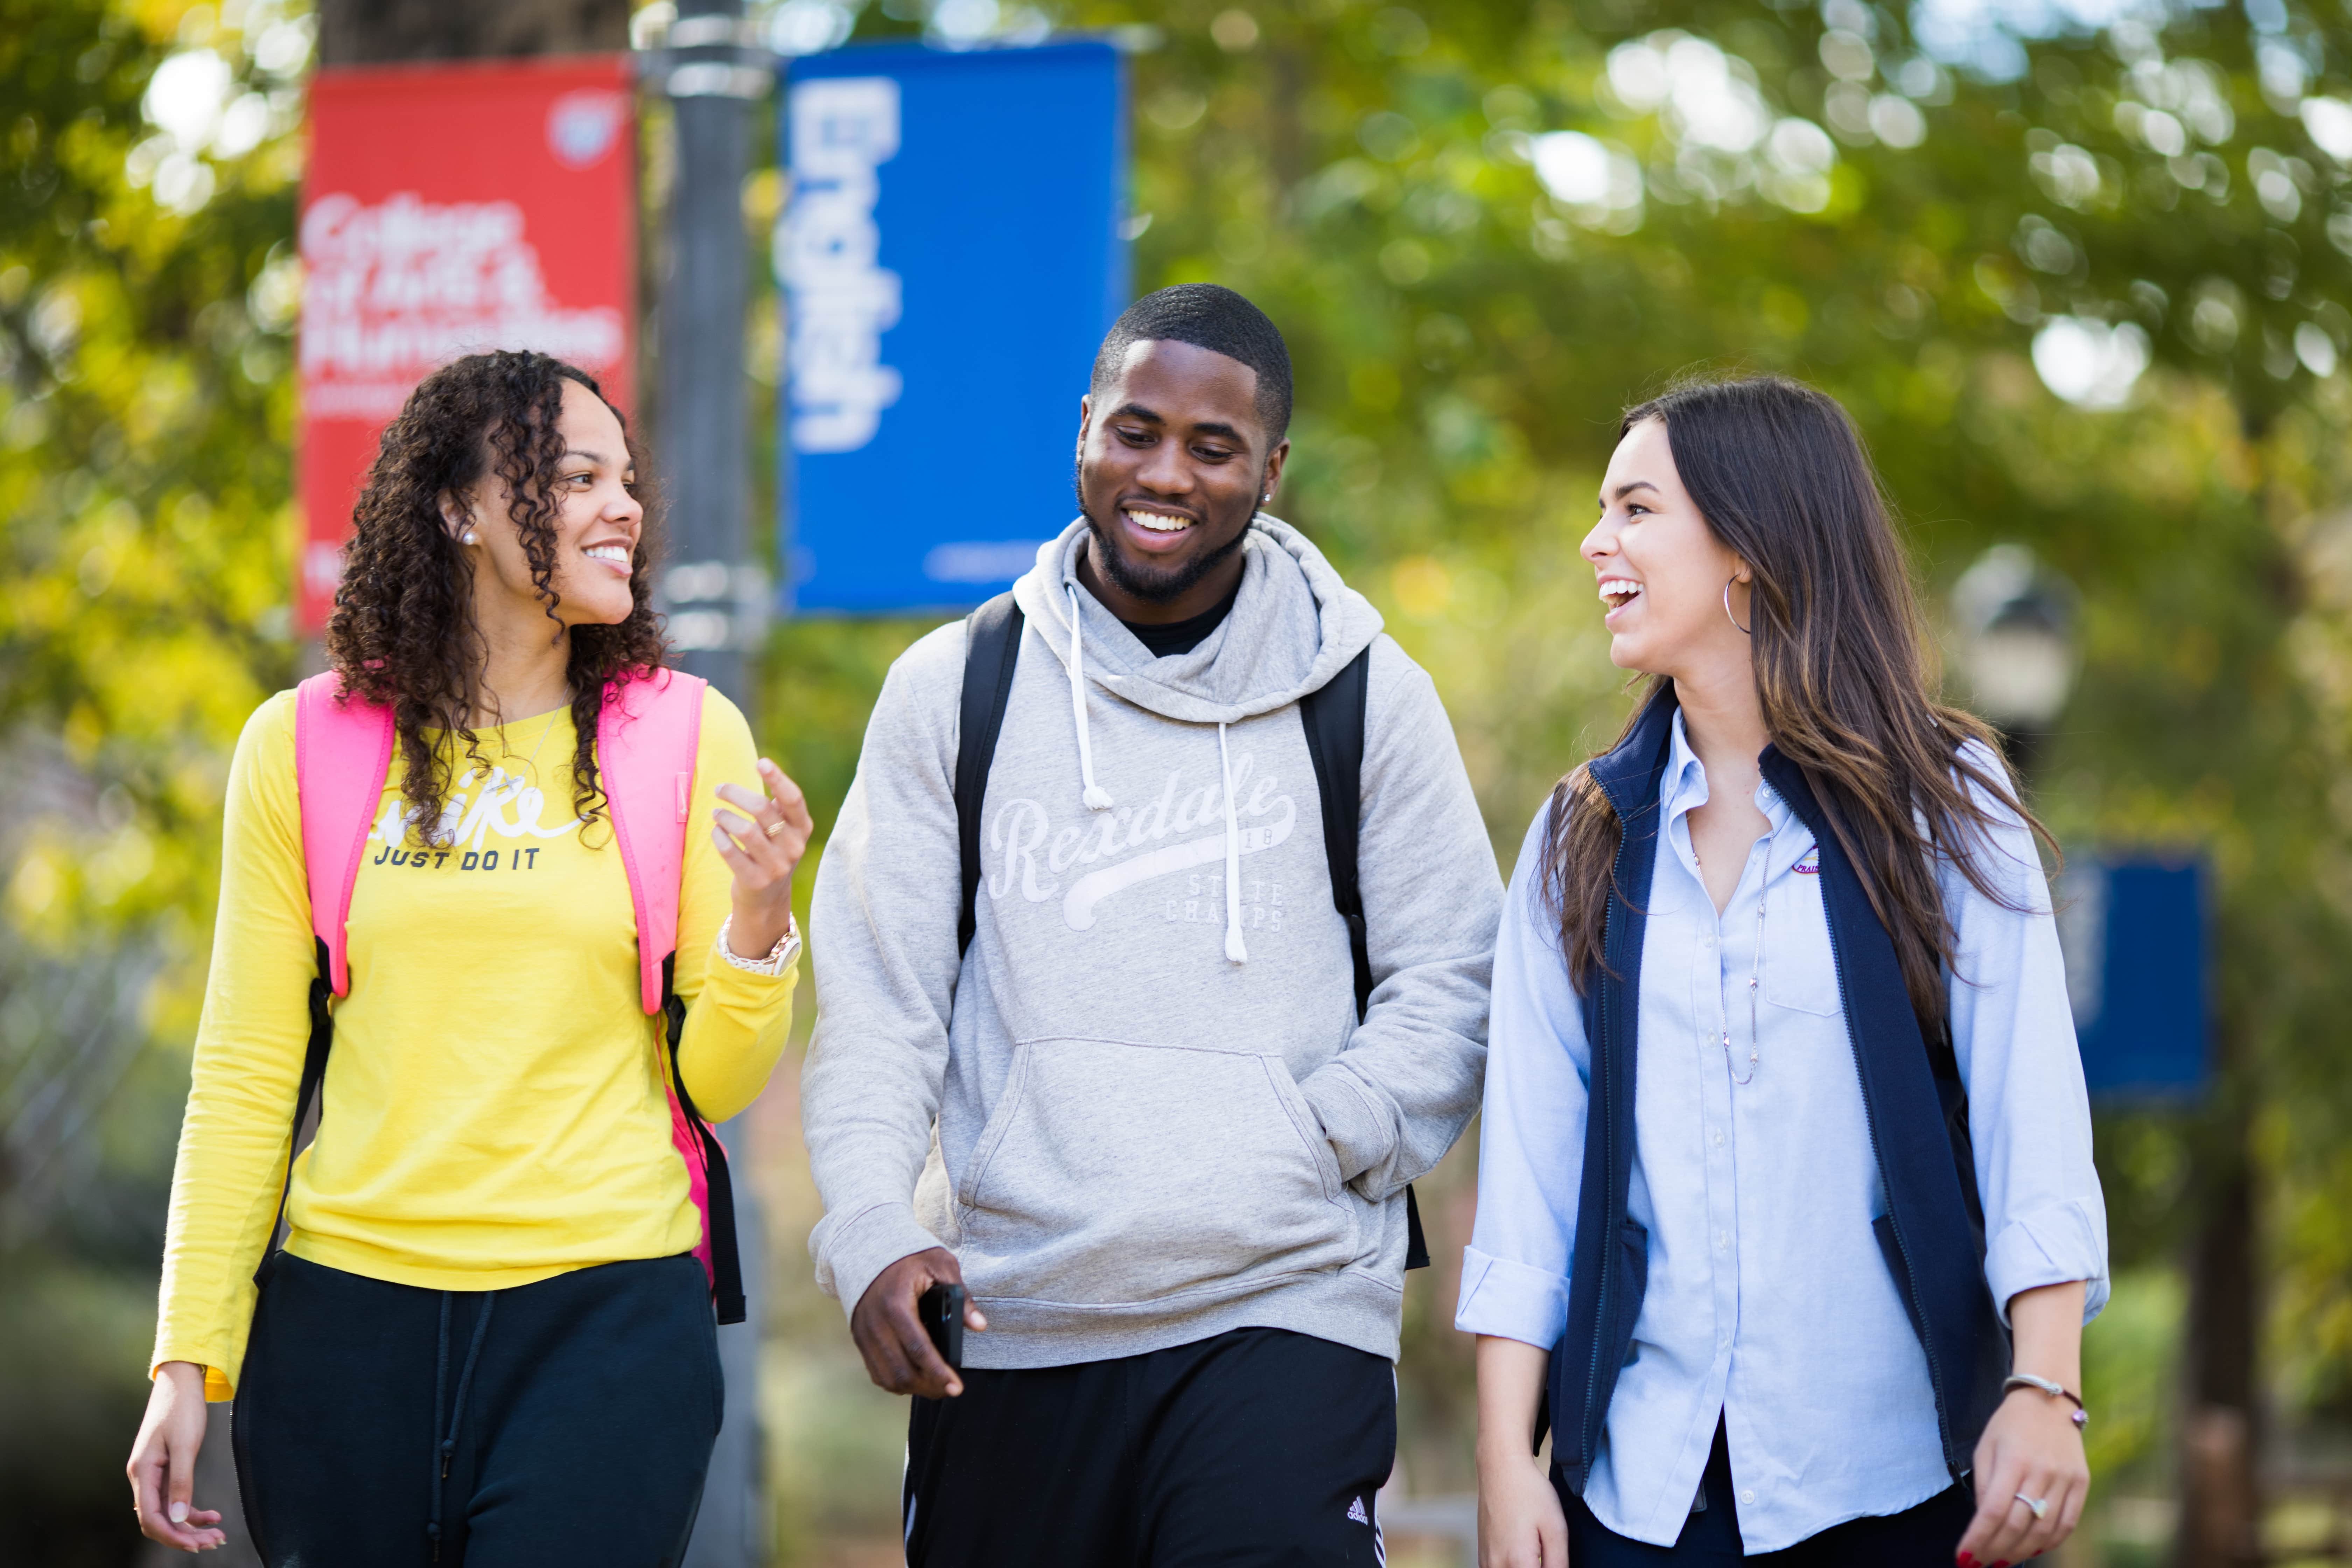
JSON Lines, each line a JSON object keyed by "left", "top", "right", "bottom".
{"left": 1301, "top": 649, "right": 1376, "bottom": 1019}
{"left": 957, "top": 592, "right": 1026, "bottom": 957}
{"left": 254, "top": 937, "right": 337, "bottom": 1289}
{"left": 1300, "top": 646, "right": 1430, "bottom": 1270}
{"left": 664, "top": 953, "right": 746, "bottom": 1324}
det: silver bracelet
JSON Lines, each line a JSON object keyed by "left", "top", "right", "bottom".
{"left": 715, "top": 914, "right": 801, "bottom": 977}
{"left": 2004, "top": 1373, "right": 2089, "bottom": 1429}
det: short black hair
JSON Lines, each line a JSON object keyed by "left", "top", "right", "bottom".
{"left": 1088, "top": 283, "right": 1293, "bottom": 443}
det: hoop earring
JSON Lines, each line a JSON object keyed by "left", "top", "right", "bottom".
{"left": 1724, "top": 577, "right": 1751, "bottom": 635}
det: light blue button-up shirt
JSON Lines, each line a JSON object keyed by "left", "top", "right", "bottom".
{"left": 1457, "top": 713, "right": 2108, "bottom": 1552}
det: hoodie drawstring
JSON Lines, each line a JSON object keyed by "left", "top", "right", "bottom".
{"left": 1067, "top": 581, "right": 1243, "bottom": 962}
{"left": 1066, "top": 583, "right": 1113, "bottom": 811}
{"left": 1217, "top": 722, "right": 1247, "bottom": 964}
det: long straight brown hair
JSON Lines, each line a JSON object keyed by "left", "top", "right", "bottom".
{"left": 1544, "top": 374, "right": 2054, "bottom": 1025}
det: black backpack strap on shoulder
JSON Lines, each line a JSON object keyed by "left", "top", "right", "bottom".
{"left": 664, "top": 952, "right": 746, "bottom": 1325}
{"left": 1300, "top": 646, "right": 1431, "bottom": 1270}
{"left": 957, "top": 592, "right": 1026, "bottom": 957}
{"left": 254, "top": 936, "right": 337, "bottom": 1289}
{"left": 1300, "top": 648, "right": 1375, "bottom": 1015}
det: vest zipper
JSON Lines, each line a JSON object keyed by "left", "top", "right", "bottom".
{"left": 1817, "top": 881, "right": 1962, "bottom": 1477}
{"left": 1581, "top": 824, "right": 1639, "bottom": 1484}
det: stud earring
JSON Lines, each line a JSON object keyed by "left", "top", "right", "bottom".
{"left": 461, "top": 530, "right": 479, "bottom": 546}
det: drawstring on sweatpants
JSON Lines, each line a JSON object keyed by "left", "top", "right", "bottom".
{"left": 1066, "top": 583, "right": 1114, "bottom": 811}
{"left": 427, "top": 1290, "right": 497, "bottom": 1561}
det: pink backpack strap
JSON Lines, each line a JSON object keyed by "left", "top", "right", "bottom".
{"left": 597, "top": 666, "right": 742, "bottom": 1323}
{"left": 294, "top": 672, "right": 396, "bottom": 997}
{"left": 597, "top": 667, "right": 707, "bottom": 1015}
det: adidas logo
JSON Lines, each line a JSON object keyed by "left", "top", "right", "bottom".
{"left": 1346, "top": 1496, "right": 1370, "bottom": 1525}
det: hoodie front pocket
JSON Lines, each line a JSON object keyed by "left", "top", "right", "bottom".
{"left": 955, "top": 1037, "right": 1356, "bottom": 1307}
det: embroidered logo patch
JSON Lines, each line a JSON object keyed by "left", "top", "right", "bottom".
{"left": 1793, "top": 847, "right": 1821, "bottom": 875}
{"left": 1347, "top": 1496, "right": 1370, "bottom": 1525}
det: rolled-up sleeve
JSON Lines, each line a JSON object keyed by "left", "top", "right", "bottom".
{"left": 1943, "top": 743, "right": 2109, "bottom": 1324}
{"left": 1455, "top": 800, "right": 1591, "bottom": 1349}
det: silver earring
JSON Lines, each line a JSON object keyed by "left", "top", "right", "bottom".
{"left": 1724, "top": 578, "right": 1751, "bottom": 636}
{"left": 461, "top": 530, "right": 479, "bottom": 546}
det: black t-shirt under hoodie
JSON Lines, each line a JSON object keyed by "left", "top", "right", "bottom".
{"left": 1118, "top": 576, "right": 1244, "bottom": 659}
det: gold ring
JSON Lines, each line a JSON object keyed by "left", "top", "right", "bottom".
{"left": 763, "top": 819, "right": 787, "bottom": 839}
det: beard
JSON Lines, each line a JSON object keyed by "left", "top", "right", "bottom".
{"left": 1081, "top": 509, "right": 1250, "bottom": 604}
{"left": 1075, "top": 457, "right": 1252, "bottom": 604}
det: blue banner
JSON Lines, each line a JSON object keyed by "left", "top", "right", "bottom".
{"left": 778, "top": 40, "right": 1128, "bottom": 612}
{"left": 2059, "top": 853, "right": 2210, "bottom": 1099}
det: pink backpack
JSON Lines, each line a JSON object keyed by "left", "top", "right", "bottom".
{"left": 250, "top": 667, "right": 744, "bottom": 1323}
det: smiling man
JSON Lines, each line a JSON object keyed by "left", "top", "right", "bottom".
{"left": 802, "top": 285, "right": 1501, "bottom": 1567}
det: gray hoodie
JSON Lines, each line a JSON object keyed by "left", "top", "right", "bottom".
{"left": 803, "top": 517, "right": 1501, "bottom": 1367}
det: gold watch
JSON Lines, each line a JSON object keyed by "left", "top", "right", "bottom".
{"left": 715, "top": 914, "right": 801, "bottom": 976}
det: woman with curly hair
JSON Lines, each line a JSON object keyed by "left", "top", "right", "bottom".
{"left": 126, "top": 350, "right": 812, "bottom": 1565}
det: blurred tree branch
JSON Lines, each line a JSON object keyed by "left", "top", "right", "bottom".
{"left": 316, "top": 0, "right": 627, "bottom": 66}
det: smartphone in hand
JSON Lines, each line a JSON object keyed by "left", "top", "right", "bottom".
{"left": 918, "top": 1282, "right": 965, "bottom": 1371}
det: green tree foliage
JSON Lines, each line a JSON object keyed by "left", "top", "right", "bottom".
{"left": 1, "top": 0, "right": 302, "bottom": 936}
{"left": 0, "top": 0, "right": 304, "bottom": 1556}
{"left": 9, "top": 0, "right": 2352, "bottom": 1555}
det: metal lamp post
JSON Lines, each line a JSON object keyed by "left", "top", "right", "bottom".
{"left": 1955, "top": 546, "right": 2251, "bottom": 1568}
{"left": 651, "top": 0, "right": 771, "bottom": 707}
{"left": 1951, "top": 544, "right": 2078, "bottom": 780}
{"left": 643, "top": 8, "right": 773, "bottom": 1563}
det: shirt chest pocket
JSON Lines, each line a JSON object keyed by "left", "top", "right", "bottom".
{"left": 1762, "top": 857, "right": 1844, "bottom": 1017}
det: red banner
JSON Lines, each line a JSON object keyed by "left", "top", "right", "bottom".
{"left": 298, "top": 56, "right": 637, "bottom": 632}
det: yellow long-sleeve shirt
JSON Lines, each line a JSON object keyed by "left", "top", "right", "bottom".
{"left": 154, "top": 686, "right": 798, "bottom": 1399}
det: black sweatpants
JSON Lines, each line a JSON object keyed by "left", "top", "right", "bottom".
{"left": 232, "top": 1252, "right": 722, "bottom": 1568}
{"left": 903, "top": 1326, "right": 1396, "bottom": 1568}
{"left": 1556, "top": 1420, "right": 1976, "bottom": 1566}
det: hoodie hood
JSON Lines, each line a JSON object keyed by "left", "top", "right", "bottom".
{"left": 1010, "top": 514, "right": 1385, "bottom": 725}
{"left": 1007, "top": 513, "right": 1387, "bottom": 961}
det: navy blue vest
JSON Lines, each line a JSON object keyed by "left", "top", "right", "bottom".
{"left": 1544, "top": 687, "right": 2010, "bottom": 1486}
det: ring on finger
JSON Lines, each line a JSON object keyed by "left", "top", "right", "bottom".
{"left": 2014, "top": 1493, "right": 2049, "bottom": 1521}
{"left": 763, "top": 817, "right": 788, "bottom": 839}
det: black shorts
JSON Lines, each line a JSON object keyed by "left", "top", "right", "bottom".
{"left": 904, "top": 1326, "right": 1396, "bottom": 1567}
{"left": 232, "top": 1252, "right": 722, "bottom": 1567}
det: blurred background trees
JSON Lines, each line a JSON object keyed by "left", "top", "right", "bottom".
{"left": 7, "top": 0, "right": 2352, "bottom": 1561}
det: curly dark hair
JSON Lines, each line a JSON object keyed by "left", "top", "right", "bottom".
{"left": 324, "top": 350, "right": 669, "bottom": 844}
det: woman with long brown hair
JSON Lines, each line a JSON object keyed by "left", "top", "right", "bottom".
{"left": 125, "top": 350, "right": 812, "bottom": 1564}
{"left": 1461, "top": 375, "right": 2105, "bottom": 1567}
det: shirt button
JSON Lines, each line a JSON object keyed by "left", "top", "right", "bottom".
{"left": 1700, "top": 933, "right": 1715, "bottom": 947}
{"left": 1712, "top": 1128, "right": 1725, "bottom": 1147}
{"left": 1715, "top": 1231, "right": 1729, "bottom": 1250}
{"left": 1719, "top": 1332, "right": 1731, "bottom": 1350}
{"left": 1741, "top": 1489, "right": 1757, "bottom": 1506}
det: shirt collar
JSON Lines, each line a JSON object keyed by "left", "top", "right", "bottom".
{"left": 1662, "top": 708, "right": 1800, "bottom": 839}
{"left": 1662, "top": 708, "right": 1708, "bottom": 820}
